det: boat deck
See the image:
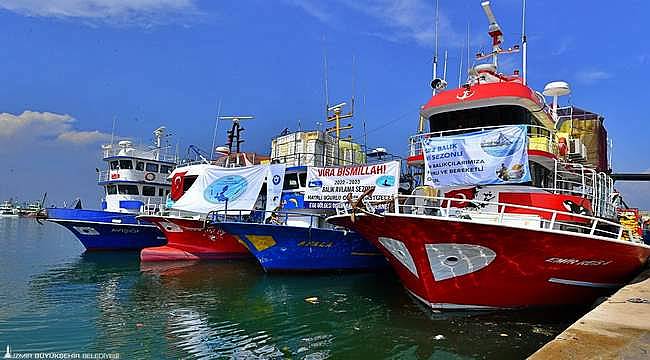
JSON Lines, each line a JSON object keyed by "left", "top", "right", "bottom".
{"left": 529, "top": 265, "right": 650, "bottom": 359}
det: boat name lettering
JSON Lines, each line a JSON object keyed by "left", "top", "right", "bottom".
{"left": 111, "top": 228, "right": 140, "bottom": 234}
{"left": 545, "top": 257, "right": 612, "bottom": 266}
{"left": 298, "top": 240, "right": 333, "bottom": 248}
{"left": 317, "top": 164, "right": 387, "bottom": 177}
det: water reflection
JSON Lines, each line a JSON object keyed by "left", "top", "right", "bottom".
{"left": 2, "top": 242, "right": 584, "bottom": 359}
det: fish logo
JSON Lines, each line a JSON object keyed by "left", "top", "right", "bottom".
{"left": 375, "top": 175, "right": 395, "bottom": 187}
{"left": 204, "top": 175, "right": 248, "bottom": 204}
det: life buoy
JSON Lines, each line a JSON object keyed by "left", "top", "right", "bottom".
{"left": 145, "top": 172, "right": 156, "bottom": 181}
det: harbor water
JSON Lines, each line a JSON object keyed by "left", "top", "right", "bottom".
{"left": 1, "top": 218, "right": 585, "bottom": 359}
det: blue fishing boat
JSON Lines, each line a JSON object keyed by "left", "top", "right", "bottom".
{"left": 209, "top": 105, "right": 402, "bottom": 271}
{"left": 45, "top": 127, "right": 175, "bottom": 251}
{"left": 214, "top": 165, "right": 389, "bottom": 272}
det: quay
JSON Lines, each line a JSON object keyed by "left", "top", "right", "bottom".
{"left": 529, "top": 265, "right": 650, "bottom": 359}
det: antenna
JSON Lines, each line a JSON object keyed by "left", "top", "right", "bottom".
{"left": 432, "top": 0, "right": 439, "bottom": 95}
{"left": 219, "top": 115, "right": 254, "bottom": 155}
{"left": 521, "top": 0, "right": 527, "bottom": 85}
{"left": 110, "top": 116, "right": 117, "bottom": 149}
{"left": 477, "top": 1, "right": 520, "bottom": 69}
{"left": 210, "top": 99, "right": 222, "bottom": 160}
{"left": 458, "top": 44, "right": 464, "bottom": 87}
{"left": 323, "top": 37, "right": 330, "bottom": 121}
{"left": 466, "top": 22, "right": 470, "bottom": 76}
{"left": 442, "top": 50, "right": 448, "bottom": 81}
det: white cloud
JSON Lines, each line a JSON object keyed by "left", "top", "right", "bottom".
{"left": 286, "top": 0, "right": 464, "bottom": 48}
{"left": 0, "top": 110, "right": 110, "bottom": 144}
{"left": 57, "top": 130, "right": 112, "bottom": 144}
{"left": 576, "top": 69, "right": 613, "bottom": 84}
{"left": 0, "top": 0, "right": 200, "bottom": 26}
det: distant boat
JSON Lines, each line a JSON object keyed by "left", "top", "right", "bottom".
{"left": 0, "top": 200, "right": 19, "bottom": 217}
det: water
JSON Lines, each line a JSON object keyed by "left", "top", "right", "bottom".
{"left": 0, "top": 218, "right": 585, "bottom": 359}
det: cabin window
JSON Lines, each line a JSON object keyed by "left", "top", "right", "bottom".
{"left": 142, "top": 186, "right": 156, "bottom": 196}
{"left": 160, "top": 165, "right": 173, "bottom": 174}
{"left": 119, "top": 160, "right": 133, "bottom": 169}
{"left": 283, "top": 173, "right": 300, "bottom": 190}
{"left": 298, "top": 172, "right": 307, "bottom": 188}
{"left": 428, "top": 105, "right": 535, "bottom": 134}
{"left": 158, "top": 188, "right": 165, "bottom": 197}
{"left": 136, "top": 161, "right": 145, "bottom": 171}
{"left": 110, "top": 161, "right": 119, "bottom": 170}
{"left": 106, "top": 185, "right": 117, "bottom": 195}
{"left": 146, "top": 163, "right": 159, "bottom": 172}
{"left": 165, "top": 190, "right": 170, "bottom": 196}
{"left": 117, "top": 184, "right": 139, "bottom": 195}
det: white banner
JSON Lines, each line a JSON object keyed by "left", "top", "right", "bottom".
{"left": 423, "top": 125, "right": 531, "bottom": 187}
{"left": 305, "top": 161, "right": 400, "bottom": 209}
{"left": 265, "top": 163, "right": 286, "bottom": 218}
{"left": 172, "top": 165, "right": 267, "bottom": 214}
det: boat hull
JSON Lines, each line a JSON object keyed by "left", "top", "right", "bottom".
{"left": 46, "top": 208, "right": 165, "bottom": 251}
{"left": 138, "top": 216, "right": 251, "bottom": 261}
{"left": 218, "top": 222, "right": 387, "bottom": 271}
{"left": 329, "top": 213, "right": 650, "bottom": 309}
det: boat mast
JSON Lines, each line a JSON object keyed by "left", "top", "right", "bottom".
{"left": 432, "top": 0, "right": 439, "bottom": 96}
{"left": 521, "top": 0, "right": 528, "bottom": 85}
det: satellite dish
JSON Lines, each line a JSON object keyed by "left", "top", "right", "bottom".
{"left": 543, "top": 81, "right": 571, "bottom": 97}
{"left": 430, "top": 78, "right": 448, "bottom": 90}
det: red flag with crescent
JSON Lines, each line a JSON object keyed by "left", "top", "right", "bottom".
{"left": 170, "top": 171, "right": 187, "bottom": 201}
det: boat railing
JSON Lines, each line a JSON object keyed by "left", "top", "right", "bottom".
{"left": 336, "top": 194, "right": 637, "bottom": 243}
{"left": 102, "top": 146, "right": 178, "bottom": 163}
{"left": 271, "top": 152, "right": 367, "bottom": 167}
{"left": 210, "top": 209, "right": 328, "bottom": 228}
{"left": 408, "top": 124, "right": 557, "bottom": 158}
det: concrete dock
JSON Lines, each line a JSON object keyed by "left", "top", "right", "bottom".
{"left": 529, "top": 267, "right": 650, "bottom": 359}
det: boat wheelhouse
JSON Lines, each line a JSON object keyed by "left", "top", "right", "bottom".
{"left": 99, "top": 127, "right": 176, "bottom": 213}
{"left": 329, "top": 1, "right": 650, "bottom": 309}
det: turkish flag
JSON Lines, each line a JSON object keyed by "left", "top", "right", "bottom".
{"left": 441, "top": 187, "right": 476, "bottom": 208}
{"left": 170, "top": 171, "right": 187, "bottom": 201}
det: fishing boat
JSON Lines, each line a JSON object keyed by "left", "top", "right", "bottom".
{"left": 214, "top": 103, "right": 393, "bottom": 271}
{"left": 328, "top": 1, "right": 650, "bottom": 309}
{"left": 0, "top": 200, "right": 19, "bottom": 217}
{"left": 45, "top": 127, "right": 175, "bottom": 251}
{"left": 139, "top": 116, "right": 267, "bottom": 261}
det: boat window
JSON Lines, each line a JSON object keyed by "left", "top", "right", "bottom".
{"left": 160, "top": 165, "right": 173, "bottom": 174}
{"left": 146, "top": 163, "right": 159, "bottom": 172}
{"left": 283, "top": 173, "right": 300, "bottom": 190}
{"left": 428, "top": 105, "right": 535, "bottom": 134}
{"left": 106, "top": 185, "right": 117, "bottom": 195}
{"left": 142, "top": 186, "right": 156, "bottom": 196}
{"left": 136, "top": 161, "right": 145, "bottom": 171}
{"left": 158, "top": 188, "right": 164, "bottom": 197}
{"left": 165, "top": 189, "right": 170, "bottom": 196}
{"left": 298, "top": 172, "right": 307, "bottom": 188}
{"left": 118, "top": 184, "right": 139, "bottom": 195}
{"left": 184, "top": 175, "right": 198, "bottom": 192}
{"left": 110, "top": 161, "right": 119, "bottom": 170}
{"left": 119, "top": 160, "right": 133, "bottom": 169}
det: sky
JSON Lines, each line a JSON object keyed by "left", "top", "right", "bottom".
{"left": 0, "top": 0, "right": 649, "bottom": 208}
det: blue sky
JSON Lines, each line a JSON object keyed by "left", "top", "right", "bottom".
{"left": 0, "top": 0, "right": 648, "bottom": 208}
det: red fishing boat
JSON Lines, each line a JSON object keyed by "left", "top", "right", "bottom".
{"left": 139, "top": 163, "right": 253, "bottom": 261}
{"left": 328, "top": 1, "right": 650, "bottom": 309}
{"left": 139, "top": 117, "right": 268, "bottom": 262}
